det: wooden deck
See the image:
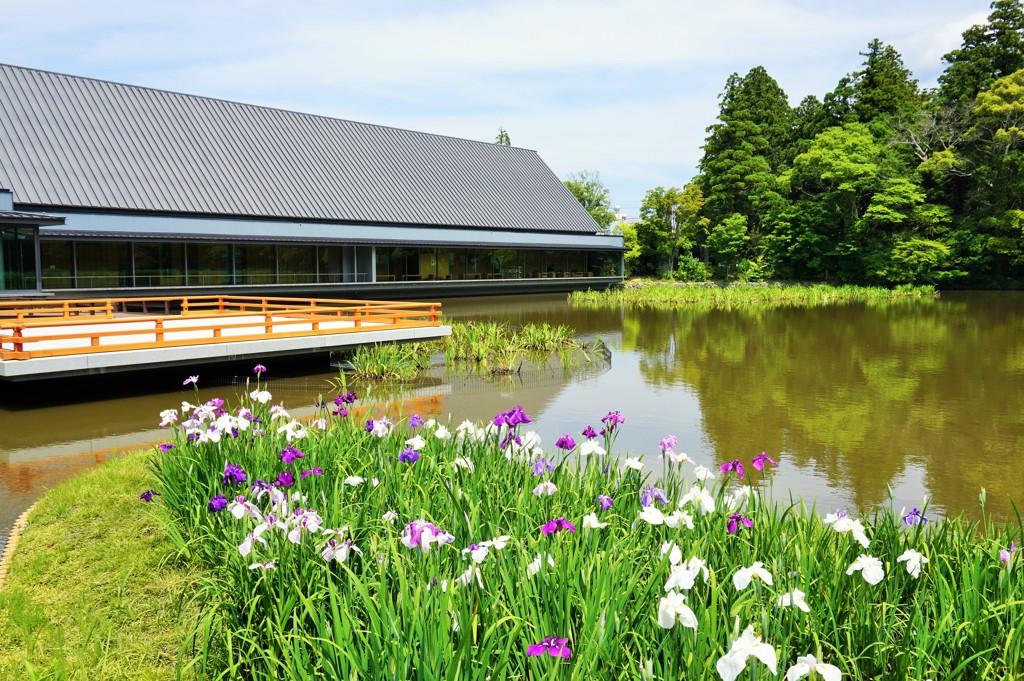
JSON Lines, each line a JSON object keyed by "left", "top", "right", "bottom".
{"left": 0, "top": 296, "right": 449, "bottom": 380}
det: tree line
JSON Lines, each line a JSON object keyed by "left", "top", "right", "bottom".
{"left": 565, "top": 0, "right": 1024, "bottom": 287}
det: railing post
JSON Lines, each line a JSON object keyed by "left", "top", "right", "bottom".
{"left": 429, "top": 304, "right": 438, "bottom": 323}
{"left": 12, "top": 327, "right": 23, "bottom": 353}
{"left": 182, "top": 298, "right": 189, "bottom": 314}
{"left": 63, "top": 301, "right": 70, "bottom": 319}
{"left": 218, "top": 297, "right": 224, "bottom": 312}
{"left": 353, "top": 309, "right": 361, "bottom": 328}
{"left": 155, "top": 319, "right": 164, "bottom": 343}
{"left": 265, "top": 314, "right": 273, "bottom": 335}
{"left": 262, "top": 299, "right": 268, "bottom": 313}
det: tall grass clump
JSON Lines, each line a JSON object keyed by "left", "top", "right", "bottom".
{"left": 571, "top": 282, "right": 938, "bottom": 309}
{"left": 342, "top": 341, "right": 432, "bottom": 381}
{"left": 151, "top": 367, "right": 1022, "bottom": 680}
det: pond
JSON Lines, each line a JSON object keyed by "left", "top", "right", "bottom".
{"left": 2, "top": 290, "right": 1022, "bottom": 551}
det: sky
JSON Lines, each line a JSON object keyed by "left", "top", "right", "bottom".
{"left": 0, "top": 0, "right": 996, "bottom": 218}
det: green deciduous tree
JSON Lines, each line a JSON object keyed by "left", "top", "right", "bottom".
{"left": 563, "top": 170, "right": 615, "bottom": 229}
{"left": 495, "top": 127, "right": 511, "bottom": 145}
{"left": 633, "top": 184, "right": 709, "bottom": 276}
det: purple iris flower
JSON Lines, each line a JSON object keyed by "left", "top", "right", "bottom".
{"left": 720, "top": 459, "right": 745, "bottom": 479}
{"left": 582, "top": 425, "right": 598, "bottom": 439}
{"left": 183, "top": 375, "right": 198, "bottom": 386}
{"left": 280, "top": 446, "right": 305, "bottom": 465}
{"left": 532, "top": 458, "right": 553, "bottom": 476}
{"left": 500, "top": 433, "right": 523, "bottom": 450}
{"left": 902, "top": 508, "right": 928, "bottom": 526}
{"left": 658, "top": 435, "right": 678, "bottom": 452}
{"left": 555, "top": 435, "right": 576, "bottom": 450}
{"left": 752, "top": 451, "right": 778, "bottom": 471}
{"left": 601, "top": 410, "right": 624, "bottom": 433}
{"left": 1001, "top": 541, "right": 1018, "bottom": 563}
{"left": 158, "top": 443, "right": 176, "bottom": 453}
{"left": 222, "top": 462, "right": 248, "bottom": 485}
{"left": 275, "top": 470, "right": 296, "bottom": 488}
{"left": 727, "top": 513, "right": 753, "bottom": 533}
{"left": 208, "top": 494, "right": 228, "bottom": 512}
{"left": 527, "top": 636, "right": 571, "bottom": 659}
{"left": 640, "top": 486, "right": 669, "bottom": 507}
{"left": 333, "top": 407, "right": 349, "bottom": 417}
{"left": 251, "top": 480, "right": 272, "bottom": 492}
{"left": 334, "top": 391, "right": 358, "bottom": 404}
{"left": 596, "top": 495, "right": 613, "bottom": 511}
{"left": 409, "top": 414, "right": 424, "bottom": 428}
{"left": 365, "top": 419, "right": 375, "bottom": 432}
{"left": 399, "top": 448, "right": 420, "bottom": 464}
{"left": 541, "top": 517, "right": 576, "bottom": 536}
{"left": 300, "top": 467, "right": 324, "bottom": 480}
{"left": 253, "top": 364, "right": 267, "bottom": 375}
{"left": 139, "top": 490, "right": 157, "bottom": 502}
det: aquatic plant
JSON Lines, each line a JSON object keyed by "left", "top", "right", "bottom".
{"left": 146, "top": 372, "right": 1023, "bottom": 680}
{"left": 570, "top": 282, "right": 938, "bottom": 309}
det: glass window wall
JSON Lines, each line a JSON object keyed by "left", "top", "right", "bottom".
{"left": 0, "top": 226, "right": 38, "bottom": 290}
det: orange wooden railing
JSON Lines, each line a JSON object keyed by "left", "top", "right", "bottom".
{"left": 0, "top": 296, "right": 443, "bottom": 360}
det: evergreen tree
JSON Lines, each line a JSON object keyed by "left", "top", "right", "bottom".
{"left": 850, "top": 39, "right": 922, "bottom": 125}
{"left": 938, "top": 0, "right": 1024, "bottom": 105}
{"left": 699, "top": 67, "right": 791, "bottom": 236}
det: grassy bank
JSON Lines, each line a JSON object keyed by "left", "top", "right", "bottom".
{"left": 0, "top": 452, "right": 200, "bottom": 680}
{"left": 570, "top": 281, "right": 938, "bottom": 309}
{"left": 147, "top": 376, "right": 1021, "bottom": 679}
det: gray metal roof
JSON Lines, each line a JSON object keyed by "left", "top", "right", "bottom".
{"left": 0, "top": 210, "right": 64, "bottom": 225}
{"left": 0, "top": 64, "right": 600, "bottom": 234}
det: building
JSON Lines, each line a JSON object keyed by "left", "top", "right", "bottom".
{"left": 0, "top": 64, "right": 623, "bottom": 298}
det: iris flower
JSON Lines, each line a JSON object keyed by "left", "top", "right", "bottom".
{"left": 249, "top": 389, "right": 272, "bottom": 404}
{"left": 581, "top": 512, "right": 607, "bottom": 530}
{"left": 401, "top": 519, "right": 455, "bottom": 551}
{"left": 579, "top": 439, "right": 606, "bottom": 457}
{"left": 658, "top": 591, "right": 698, "bottom": 630}
{"left": 640, "top": 486, "right": 669, "bottom": 507}
{"left": 532, "top": 458, "right": 553, "bottom": 476}
{"left": 897, "top": 549, "right": 928, "bottom": 578}
{"left": 253, "top": 364, "right": 267, "bottom": 375}
{"left": 716, "top": 626, "right": 778, "bottom": 681}
{"left": 158, "top": 443, "right": 176, "bottom": 453}
{"left": 681, "top": 484, "right": 716, "bottom": 514}
{"left": 1001, "top": 541, "right": 1018, "bottom": 563}
{"left": 408, "top": 413, "right": 424, "bottom": 428}
{"left": 398, "top": 448, "right": 420, "bottom": 464}
{"left": 540, "top": 517, "right": 575, "bottom": 536}
{"left": 664, "top": 510, "right": 695, "bottom": 529}
{"left": 733, "top": 562, "right": 774, "bottom": 590}
{"left": 776, "top": 588, "right": 811, "bottom": 613}
{"left": 555, "top": 434, "right": 576, "bottom": 450}
{"left": 159, "top": 409, "right": 178, "bottom": 427}
{"left": 846, "top": 554, "right": 885, "bottom": 584}
{"left": 596, "top": 495, "right": 614, "bottom": 511}
{"left": 300, "top": 467, "right": 324, "bottom": 480}
{"left": 274, "top": 470, "right": 295, "bottom": 488}
{"left": 533, "top": 481, "right": 558, "bottom": 497}
{"left": 280, "top": 446, "right": 304, "bottom": 464}
{"left": 622, "top": 457, "right": 643, "bottom": 470}
{"left": 658, "top": 435, "right": 678, "bottom": 452}
{"left": 902, "top": 508, "right": 928, "bottom": 526}
{"left": 405, "top": 434, "right": 426, "bottom": 450}
{"left": 601, "top": 410, "right": 624, "bottom": 432}
{"left": 661, "top": 541, "right": 682, "bottom": 565}
{"left": 664, "top": 556, "right": 710, "bottom": 591}
{"left": 527, "top": 552, "right": 555, "bottom": 577}
{"left": 824, "top": 512, "right": 870, "bottom": 548}
{"left": 752, "top": 451, "right": 777, "bottom": 471}
{"left": 693, "top": 465, "right": 716, "bottom": 482}
{"left": 785, "top": 654, "right": 842, "bottom": 681}
{"left": 727, "top": 513, "right": 753, "bottom": 533}
{"left": 526, "top": 636, "right": 571, "bottom": 659}
{"left": 139, "top": 490, "right": 157, "bottom": 502}
{"left": 582, "top": 425, "right": 598, "bottom": 439}
{"left": 183, "top": 375, "right": 198, "bottom": 386}
{"left": 222, "top": 462, "right": 248, "bottom": 485}
{"left": 720, "top": 459, "right": 745, "bottom": 479}
{"left": 434, "top": 425, "right": 452, "bottom": 440}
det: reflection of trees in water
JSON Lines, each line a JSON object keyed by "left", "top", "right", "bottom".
{"left": 620, "top": 296, "right": 1024, "bottom": 515}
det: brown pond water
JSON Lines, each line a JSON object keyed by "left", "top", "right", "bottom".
{"left": 2, "top": 290, "right": 1022, "bottom": 551}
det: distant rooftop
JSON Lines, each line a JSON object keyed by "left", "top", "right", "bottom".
{"left": 0, "top": 64, "right": 600, "bottom": 234}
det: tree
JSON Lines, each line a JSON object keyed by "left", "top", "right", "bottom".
{"left": 849, "top": 39, "right": 922, "bottom": 125}
{"left": 706, "top": 213, "right": 750, "bottom": 278}
{"left": 699, "top": 67, "right": 792, "bottom": 235}
{"left": 563, "top": 170, "right": 615, "bottom": 228}
{"left": 633, "top": 185, "right": 707, "bottom": 276}
{"left": 938, "top": 0, "right": 1024, "bottom": 105}
{"left": 495, "top": 127, "right": 511, "bottom": 145}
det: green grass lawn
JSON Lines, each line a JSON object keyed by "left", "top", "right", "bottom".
{"left": 0, "top": 451, "right": 200, "bottom": 680}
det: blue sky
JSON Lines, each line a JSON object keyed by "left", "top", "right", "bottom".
{"left": 0, "top": 0, "right": 994, "bottom": 218}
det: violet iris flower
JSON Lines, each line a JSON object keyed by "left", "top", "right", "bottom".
{"left": 527, "top": 636, "right": 571, "bottom": 659}
{"left": 208, "top": 494, "right": 228, "bottom": 512}
{"left": 493, "top": 406, "right": 532, "bottom": 428}
{"left": 902, "top": 508, "right": 929, "bottom": 526}
{"left": 1000, "top": 541, "right": 1018, "bottom": 563}
{"left": 335, "top": 391, "right": 358, "bottom": 405}
{"left": 541, "top": 517, "right": 576, "bottom": 536}
{"left": 183, "top": 375, "right": 198, "bottom": 386}
{"left": 720, "top": 459, "right": 745, "bottom": 479}
{"left": 601, "top": 410, "right": 625, "bottom": 433}
{"left": 275, "top": 470, "right": 296, "bottom": 488}
{"left": 658, "top": 435, "right": 678, "bottom": 452}
{"left": 752, "top": 451, "right": 777, "bottom": 471}
{"left": 399, "top": 448, "right": 420, "bottom": 464}
{"left": 582, "top": 425, "right": 598, "bottom": 439}
{"left": 280, "top": 446, "right": 304, "bottom": 465}
{"left": 727, "top": 513, "right": 753, "bottom": 533}
{"left": 253, "top": 364, "right": 267, "bottom": 375}
{"left": 158, "top": 443, "right": 176, "bottom": 453}
{"left": 641, "top": 486, "right": 669, "bottom": 507}
{"left": 408, "top": 413, "right": 424, "bottom": 428}
{"left": 300, "top": 467, "right": 324, "bottom": 480}
{"left": 597, "top": 495, "right": 614, "bottom": 511}
{"left": 139, "top": 490, "right": 157, "bottom": 502}
{"left": 222, "top": 462, "right": 248, "bottom": 485}
{"left": 532, "top": 458, "right": 553, "bottom": 476}
{"left": 555, "top": 434, "right": 576, "bottom": 450}
{"left": 251, "top": 480, "right": 272, "bottom": 492}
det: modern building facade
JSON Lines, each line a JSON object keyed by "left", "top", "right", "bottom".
{"left": 0, "top": 64, "right": 623, "bottom": 298}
